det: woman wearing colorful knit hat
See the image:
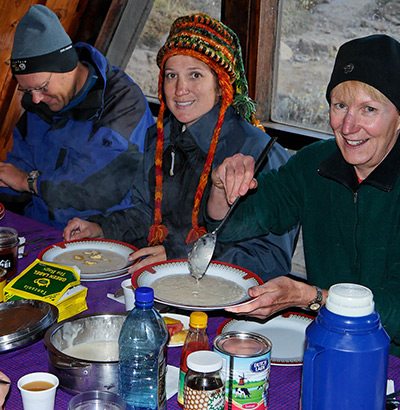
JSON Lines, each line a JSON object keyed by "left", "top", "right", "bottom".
{"left": 64, "top": 14, "right": 297, "bottom": 281}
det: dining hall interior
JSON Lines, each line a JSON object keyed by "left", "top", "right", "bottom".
{"left": 0, "top": 0, "right": 400, "bottom": 409}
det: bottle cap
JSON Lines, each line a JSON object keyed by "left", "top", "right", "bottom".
{"left": 325, "top": 283, "right": 374, "bottom": 317}
{"left": 135, "top": 287, "right": 154, "bottom": 307}
{"left": 186, "top": 351, "right": 222, "bottom": 373}
{"left": 189, "top": 311, "right": 208, "bottom": 329}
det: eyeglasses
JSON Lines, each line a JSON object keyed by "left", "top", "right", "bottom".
{"left": 17, "top": 73, "right": 52, "bottom": 94}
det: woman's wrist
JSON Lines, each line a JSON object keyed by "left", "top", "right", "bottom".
{"left": 207, "top": 185, "right": 230, "bottom": 220}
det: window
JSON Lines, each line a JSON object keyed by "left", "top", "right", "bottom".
{"left": 125, "top": 0, "right": 221, "bottom": 101}
{"left": 271, "top": 0, "right": 400, "bottom": 135}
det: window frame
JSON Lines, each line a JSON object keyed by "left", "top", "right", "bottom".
{"left": 222, "top": 0, "right": 332, "bottom": 148}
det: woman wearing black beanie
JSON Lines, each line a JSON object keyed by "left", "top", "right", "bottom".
{"left": 207, "top": 34, "right": 400, "bottom": 357}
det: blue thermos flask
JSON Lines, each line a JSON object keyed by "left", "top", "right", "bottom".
{"left": 301, "top": 283, "right": 390, "bottom": 410}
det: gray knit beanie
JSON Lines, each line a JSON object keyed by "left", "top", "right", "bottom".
{"left": 10, "top": 4, "right": 78, "bottom": 75}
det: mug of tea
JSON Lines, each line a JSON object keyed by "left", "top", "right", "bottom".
{"left": 121, "top": 278, "right": 135, "bottom": 311}
{"left": 17, "top": 372, "right": 59, "bottom": 410}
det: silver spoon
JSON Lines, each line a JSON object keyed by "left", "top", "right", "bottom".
{"left": 188, "top": 137, "right": 278, "bottom": 280}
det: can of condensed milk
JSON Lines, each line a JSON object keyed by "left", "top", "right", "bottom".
{"left": 213, "top": 332, "right": 272, "bottom": 410}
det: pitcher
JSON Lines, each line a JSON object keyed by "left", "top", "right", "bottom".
{"left": 301, "top": 283, "right": 390, "bottom": 410}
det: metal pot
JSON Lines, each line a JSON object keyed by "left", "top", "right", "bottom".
{"left": 44, "top": 312, "right": 127, "bottom": 394}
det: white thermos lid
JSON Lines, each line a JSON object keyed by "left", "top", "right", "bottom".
{"left": 325, "top": 283, "right": 374, "bottom": 317}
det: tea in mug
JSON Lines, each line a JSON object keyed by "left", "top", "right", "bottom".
{"left": 22, "top": 381, "right": 54, "bottom": 391}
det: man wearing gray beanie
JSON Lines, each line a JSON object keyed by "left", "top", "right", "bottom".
{"left": 0, "top": 4, "right": 154, "bottom": 229}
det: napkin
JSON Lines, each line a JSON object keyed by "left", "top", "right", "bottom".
{"left": 106, "top": 292, "right": 124, "bottom": 304}
{"left": 18, "top": 237, "right": 26, "bottom": 259}
{"left": 166, "top": 365, "right": 179, "bottom": 400}
{"left": 387, "top": 379, "right": 394, "bottom": 395}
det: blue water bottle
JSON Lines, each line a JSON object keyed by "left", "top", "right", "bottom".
{"left": 301, "top": 283, "right": 390, "bottom": 410}
{"left": 118, "top": 286, "right": 169, "bottom": 410}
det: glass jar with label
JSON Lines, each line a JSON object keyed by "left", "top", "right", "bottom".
{"left": 184, "top": 350, "right": 224, "bottom": 410}
{"left": 0, "top": 267, "right": 6, "bottom": 302}
{"left": 0, "top": 228, "right": 18, "bottom": 278}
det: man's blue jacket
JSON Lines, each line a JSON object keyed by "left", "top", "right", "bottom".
{"left": 0, "top": 42, "right": 154, "bottom": 229}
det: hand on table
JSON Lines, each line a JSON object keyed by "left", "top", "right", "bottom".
{"left": 225, "top": 276, "right": 323, "bottom": 320}
{"left": 127, "top": 245, "right": 166, "bottom": 274}
{"left": 63, "top": 218, "right": 104, "bottom": 241}
{"left": 208, "top": 153, "right": 258, "bottom": 220}
{"left": 0, "top": 371, "right": 10, "bottom": 409}
{"left": 0, "top": 162, "right": 29, "bottom": 192}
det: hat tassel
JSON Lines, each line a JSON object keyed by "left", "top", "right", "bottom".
{"left": 148, "top": 223, "right": 169, "bottom": 246}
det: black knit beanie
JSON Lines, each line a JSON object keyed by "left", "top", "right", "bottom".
{"left": 326, "top": 34, "right": 400, "bottom": 112}
{"left": 10, "top": 5, "right": 79, "bottom": 75}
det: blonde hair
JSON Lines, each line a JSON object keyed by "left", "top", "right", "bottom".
{"left": 330, "top": 81, "right": 392, "bottom": 106}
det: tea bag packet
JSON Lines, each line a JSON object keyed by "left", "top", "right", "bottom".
{"left": 3, "top": 259, "right": 87, "bottom": 321}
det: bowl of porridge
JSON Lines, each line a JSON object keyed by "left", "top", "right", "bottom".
{"left": 131, "top": 260, "right": 263, "bottom": 310}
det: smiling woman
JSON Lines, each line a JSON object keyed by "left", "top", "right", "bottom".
{"left": 205, "top": 34, "right": 400, "bottom": 360}
{"left": 63, "top": 13, "right": 297, "bottom": 283}
{"left": 163, "top": 55, "right": 221, "bottom": 127}
{"left": 330, "top": 82, "right": 400, "bottom": 180}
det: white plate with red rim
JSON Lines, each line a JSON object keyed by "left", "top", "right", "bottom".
{"left": 161, "top": 313, "right": 190, "bottom": 347}
{"left": 131, "top": 259, "right": 263, "bottom": 311}
{"left": 39, "top": 239, "right": 137, "bottom": 281}
{"left": 217, "top": 311, "right": 315, "bottom": 366}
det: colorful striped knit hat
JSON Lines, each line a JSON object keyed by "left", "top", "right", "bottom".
{"left": 148, "top": 13, "right": 263, "bottom": 246}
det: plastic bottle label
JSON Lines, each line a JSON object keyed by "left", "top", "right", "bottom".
{"left": 184, "top": 385, "right": 224, "bottom": 410}
{"left": 178, "top": 369, "right": 185, "bottom": 404}
{"left": 158, "top": 346, "right": 167, "bottom": 408}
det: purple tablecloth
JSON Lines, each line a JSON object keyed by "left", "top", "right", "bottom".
{"left": 1, "top": 210, "right": 400, "bottom": 409}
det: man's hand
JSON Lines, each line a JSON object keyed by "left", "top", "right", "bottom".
{"left": 63, "top": 218, "right": 104, "bottom": 241}
{"left": 0, "top": 162, "right": 29, "bottom": 192}
{"left": 127, "top": 245, "right": 167, "bottom": 274}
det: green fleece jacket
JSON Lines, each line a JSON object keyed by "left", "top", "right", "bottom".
{"left": 211, "top": 137, "right": 400, "bottom": 356}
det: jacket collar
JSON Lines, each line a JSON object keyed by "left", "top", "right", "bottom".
{"left": 180, "top": 103, "right": 234, "bottom": 153}
{"left": 318, "top": 136, "right": 400, "bottom": 192}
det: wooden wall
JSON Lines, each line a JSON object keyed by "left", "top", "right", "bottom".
{"left": 0, "top": 0, "right": 115, "bottom": 161}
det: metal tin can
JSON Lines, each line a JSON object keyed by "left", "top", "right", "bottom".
{"left": 213, "top": 331, "right": 272, "bottom": 410}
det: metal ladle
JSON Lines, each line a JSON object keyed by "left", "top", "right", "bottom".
{"left": 188, "top": 137, "right": 278, "bottom": 280}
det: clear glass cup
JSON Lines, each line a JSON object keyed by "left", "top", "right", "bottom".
{"left": 68, "top": 390, "right": 126, "bottom": 410}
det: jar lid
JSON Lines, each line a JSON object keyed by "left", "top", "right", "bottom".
{"left": 325, "top": 283, "right": 374, "bottom": 317}
{"left": 0, "top": 227, "right": 18, "bottom": 247}
{"left": 186, "top": 351, "right": 222, "bottom": 373}
{"left": 189, "top": 311, "right": 207, "bottom": 328}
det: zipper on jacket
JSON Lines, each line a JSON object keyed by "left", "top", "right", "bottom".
{"left": 170, "top": 124, "right": 186, "bottom": 176}
{"left": 353, "top": 189, "right": 359, "bottom": 272}
{"left": 170, "top": 149, "right": 176, "bottom": 176}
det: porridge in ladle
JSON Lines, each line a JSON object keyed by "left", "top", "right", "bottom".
{"left": 151, "top": 274, "right": 247, "bottom": 306}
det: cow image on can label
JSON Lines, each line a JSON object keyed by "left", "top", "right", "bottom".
{"left": 213, "top": 332, "right": 272, "bottom": 410}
